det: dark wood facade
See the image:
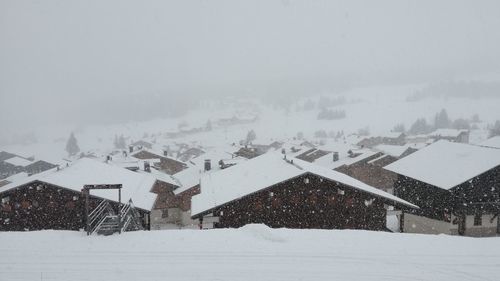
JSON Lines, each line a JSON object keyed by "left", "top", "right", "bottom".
{"left": 151, "top": 181, "right": 200, "bottom": 212}
{"left": 357, "top": 134, "right": 406, "bottom": 148}
{"left": 0, "top": 180, "right": 150, "bottom": 231}
{"left": 198, "top": 173, "right": 410, "bottom": 230}
{"left": 336, "top": 162, "right": 399, "bottom": 193}
{"left": 393, "top": 165, "right": 500, "bottom": 221}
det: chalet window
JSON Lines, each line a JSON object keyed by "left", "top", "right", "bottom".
{"left": 304, "top": 178, "right": 310, "bottom": 184}
{"left": 474, "top": 213, "right": 482, "bottom": 226}
{"left": 73, "top": 196, "right": 78, "bottom": 201}
{"left": 364, "top": 198, "right": 375, "bottom": 207}
{"left": 269, "top": 192, "right": 274, "bottom": 197}
{"left": 161, "top": 209, "right": 169, "bottom": 218}
{"left": 253, "top": 201, "right": 263, "bottom": 211}
{"left": 337, "top": 189, "right": 345, "bottom": 195}
{"left": 65, "top": 201, "right": 75, "bottom": 209}
{"left": 21, "top": 201, "right": 31, "bottom": 209}
{"left": 1, "top": 196, "right": 9, "bottom": 204}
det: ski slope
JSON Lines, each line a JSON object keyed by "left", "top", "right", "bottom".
{"left": 1, "top": 225, "right": 499, "bottom": 281}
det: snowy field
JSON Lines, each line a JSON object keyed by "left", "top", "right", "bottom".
{"left": 1, "top": 225, "right": 499, "bottom": 281}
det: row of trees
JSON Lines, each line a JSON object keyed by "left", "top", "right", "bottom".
{"left": 317, "top": 108, "right": 346, "bottom": 120}
{"left": 65, "top": 133, "right": 130, "bottom": 156}
{"left": 393, "top": 109, "right": 481, "bottom": 135}
{"left": 301, "top": 96, "right": 346, "bottom": 111}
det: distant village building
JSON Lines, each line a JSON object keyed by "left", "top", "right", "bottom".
{"left": 357, "top": 132, "right": 406, "bottom": 148}
{"left": 335, "top": 145, "right": 418, "bottom": 193}
{"left": 234, "top": 147, "right": 262, "bottom": 159}
{"left": 191, "top": 153, "right": 416, "bottom": 230}
{"left": 385, "top": 140, "right": 500, "bottom": 237}
{"left": 428, "top": 129, "right": 469, "bottom": 143}
{"left": 131, "top": 148, "right": 187, "bottom": 175}
{"left": 177, "top": 147, "right": 205, "bottom": 162}
{"left": 130, "top": 140, "right": 154, "bottom": 150}
{"left": 295, "top": 148, "right": 331, "bottom": 163}
{"left": 0, "top": 151, "right": 57, "bottom": 179}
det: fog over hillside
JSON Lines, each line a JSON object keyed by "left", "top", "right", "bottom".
{"left": 1, "top": 0, "right": 500, "bottom": 134}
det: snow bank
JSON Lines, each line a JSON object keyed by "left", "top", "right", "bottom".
{"left": 1, "top": 227, "right": 499, "bottom": 281}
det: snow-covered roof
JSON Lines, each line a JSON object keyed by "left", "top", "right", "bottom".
{"left": 314, "top": 149, "right": 379, "bottom": 170}
{"left": 138, "top": 168, "right": 179, "bottom": 187}
{"left": 378, "top": 132, "right": 405, "bottom": 139}
{"left": 429, "top": 129, "right": 468, "bottom": 138}
{"left": 4, "top": 172, "right": 29, "bottom": 182}
{"left": 384, "top": 140, "right": 500, "bottom": 190}
{"left": 0, "top": 158, "right": 157, "bottom": 210}
{"left": 480, "top": 136, "right": 500, "bottom": 149}
{"left": 3, "top": 156, "right": 33, "bottom": 167}
{"left": 191, "top": 152, "right": 416, "bottom": 216}
{"left": 172, "top": 166, "right": 202, "bottom": 195}
{"left": 374, "top": 144, "right": 410, "bottom": 158}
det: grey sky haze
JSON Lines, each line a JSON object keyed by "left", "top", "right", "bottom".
{"left": 1, "top": 0, "right": 500, "bottom": 131}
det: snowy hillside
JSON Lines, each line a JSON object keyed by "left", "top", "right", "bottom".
{"left": 1, "top": 83, "right": 499, "bottom": 163}
{"left": 1, "top": 225, "right": 499, "bottom": 281}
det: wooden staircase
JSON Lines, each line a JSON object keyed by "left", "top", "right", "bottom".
{"left": 88, "top": 199, "right": 143, "bottom": 235}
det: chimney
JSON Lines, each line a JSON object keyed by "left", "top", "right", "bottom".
{"left": 163, "top": 150, "right": 168, "bottom": 157}
{"left": 144, "top": 161, "right": 151, "bottom": 173}
{"left": 333, "top": 152, "right": 339, "bottom": 162}
{"left": 204, "top": 159, "right": 211, "bottom": 172}
{"left": 129, "top": 146, "right": 133, "bottom": 153}
{"left": 106, "top": 155, "right": 112, "bottom": 163}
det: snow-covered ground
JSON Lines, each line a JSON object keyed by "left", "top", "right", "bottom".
{"left": 1, "top": 225, "right": 499, "bottom": 281}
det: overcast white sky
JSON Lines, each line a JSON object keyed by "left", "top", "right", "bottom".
{"left": 1, "top": 0, "right": 500, "bottom": 130}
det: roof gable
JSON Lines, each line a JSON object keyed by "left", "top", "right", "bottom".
{"left": 384, "top": 140, "right": 500, "bottom": 190}
{"left": 0, "top": 158, "right": 157, "bottom": 210}
{"left": 192, "top": 153, "right": 416, "bottom": 216}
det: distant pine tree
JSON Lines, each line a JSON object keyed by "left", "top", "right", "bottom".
{"left": 114, "top": 134, "right": 127, "bottom": 149}
{"left": 246, "top": 130, "right": 257, "bottom": 144}
{"left": 392, "top": 123, "right": 406, "bottom": 133}
{"left": 65, "top": 132, "right": 80, "bottom": 156}
{"left": 434, "top": 109, "right": 451, "bottom": 129}
{"left": 489, "top": 120, "right": 500, "bottom": 137}
{"left": 205, "top": 119, "right": 213, "bottom": 131}
{"left": 409, "top": 118, "right": 432, "bottom": 135}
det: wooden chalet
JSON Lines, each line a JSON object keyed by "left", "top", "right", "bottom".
{"left": 191, "top": 153, "right": 416, "bottom": 230}
{"left": 335, "top": 145, "right": 418, "bottom": 193}
{"left": 0, "top": 158, "right": 157, "bottom": 232}
{"left": 0, "top": 151, "right": 57, "bottom": 179}
{"left": 429, "top": 129, "right": 469, "bottom": 144}
{"left": 234, "top": 146, "right": 262, "bottom": 159}
{"left": 130, "top": 140, "right": 154, "bottom": 150}
{"left": 357, "top": 132, "right": 406, "bottom": 148}
{"left": 177, "top": 147, "right": 205, "bottom": 162}
{"left": 385, "top": 140, "right": 500, "bottom": 237}
{"left": 295, "top": 148, "right": 331, "bottom": 163}
{"left": 131, "top": 148, "right": 187, "bottom": 175}
{"left": 146, "top": 166, "right": 201, "bottom": 229}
